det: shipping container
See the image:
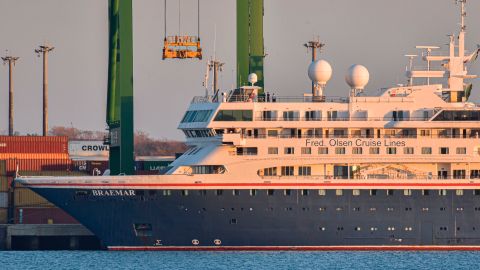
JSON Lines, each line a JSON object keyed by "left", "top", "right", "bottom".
{"left": 0, "top": 160, "right": 6, "bottom": 175}
{"left": 0, "top": 176, "right": 8, "bottom": 192}
{"left": 5, "top": 159, "right": 72, "bottom": 176}
{"left": 15, "top": 207, "right": 78, "bottom": 224}
{"left": 0, "top": 208, "right": 7, "bottom": 223}
{"left": 0, "top": 192, "right": 7, "bottom": 208}
{"left": 87, "top": 160, "right": 109, "bottom": 176}
{"left": 0, "top": 136, "right": 68, "bottom": 154}
{"left": 69, "top": 140, "right": 109, "bottom": 159}
{"left": 142, "top": 160, "right": 172, "bottom": 171}
{"left": 14, "top": 187, "right": 54, "bottom": 207}
{"left": 0, "top": 153, "right": 69, "bottom": 160}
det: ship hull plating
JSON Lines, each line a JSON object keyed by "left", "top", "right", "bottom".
{"left": 30, "top": 187, "right": 480, "bottom": 249}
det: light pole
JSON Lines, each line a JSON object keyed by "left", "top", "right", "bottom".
{"left": 35, "top": 44, "right": 54, "bottom": 136}
{"left": 2, "top": 53, "right": 19, "bottom": 136}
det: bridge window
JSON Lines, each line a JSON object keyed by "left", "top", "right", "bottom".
{"left": 284, "top": 147, "right": 295, "bottom": 155}
{"left": 456, "top": 147, "right": 467, "bottom": 154}
{"left": 214, "top": 110, "right": 253, "bottom": 121}
{"left": 181, "top": 110, "right": 213, "bottom": 123}
{"left": 432, "top": 110, "right": 480, "bottom": 121}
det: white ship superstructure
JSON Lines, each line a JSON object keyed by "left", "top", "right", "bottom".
{"left": 172, "top": 1, "right": 480, "bottom": 183}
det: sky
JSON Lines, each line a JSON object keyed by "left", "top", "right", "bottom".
{"left": 0, "top": 0, "right": 479, "bottom": 139}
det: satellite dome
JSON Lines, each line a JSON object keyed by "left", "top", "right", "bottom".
{"left": 248, "top": 73, "right": 258, "bottom": 85}
{"left": 308, "top": 59, "right": 332, "bottom": 85}
{"left": 345, "top": 64, "right": 369, "bottom": 89}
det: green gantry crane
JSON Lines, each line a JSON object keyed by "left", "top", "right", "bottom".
{"left": 105, "top": 0, "right": 264, "bottom": 175}
{"left": 106, "top": 0, "right": 134, "bottom": 175}
{"left": 237, "top": 0, "right": 264, "bottom": 88}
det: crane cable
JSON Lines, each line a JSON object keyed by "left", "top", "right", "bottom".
{"left": 163, "top": 0, "right": 201, "bottom": 39}
{"left": 197, "top": 0, "right": 200, "bottom": 39}
{"left": 164, "top": 0, "right": 166, "bottom": 39}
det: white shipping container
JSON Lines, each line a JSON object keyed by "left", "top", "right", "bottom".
{"left": 69, "top": 140, "right": 109, "bottom": 159}
{"left": 0, "top": 192, "right": 8, "bottom": 208}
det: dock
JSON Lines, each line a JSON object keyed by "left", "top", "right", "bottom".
{"left": 0, "top": 224, "right": 101, "bottom": 250}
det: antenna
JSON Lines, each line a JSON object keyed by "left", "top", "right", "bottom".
{"left": 415, "top": 46, "right": 439, "bottom": 85}
{"left": 304, "top": 38, "right": 326, "bottom": 94}
{"left": 456, "top": 0, "right": 467, "bottom": 31}
{"left": 404, "top": 54, "right": 417, "bottom": 86}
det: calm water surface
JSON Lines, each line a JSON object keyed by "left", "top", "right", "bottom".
{"left": 1, "top": 251, "right": 479, "bottom": 270}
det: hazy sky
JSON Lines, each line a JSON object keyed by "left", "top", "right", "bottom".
{"left": 0, "top": 0, "right": 479, "bottom": 139}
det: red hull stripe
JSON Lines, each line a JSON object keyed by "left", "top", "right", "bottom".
{"left": 108, "top": 245, "right": 480, "bottom": 251}
{"left": 24, "top": 182, "right": 480, "bottom": 188}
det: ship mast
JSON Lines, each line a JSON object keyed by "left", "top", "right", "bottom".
{"left": 404, "top": 0, "right": 478, "bottom": 102}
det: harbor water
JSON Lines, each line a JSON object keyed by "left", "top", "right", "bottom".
{"left": 1, "top": 251, "right": 479, "bottom": 270}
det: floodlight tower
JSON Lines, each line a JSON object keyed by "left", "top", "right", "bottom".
{"left": 2, "top": 53, "right": 19, "bottom": 136}
{"left": 35, "top": 44, "right": 54, "bottom": 136}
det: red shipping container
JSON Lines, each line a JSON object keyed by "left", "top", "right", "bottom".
{"left": 0, "top": 136, "right": 68, "bottom": 154}
{"left": 15, "top": 207, "right": 79, "bottom": 224}
{"left": 5, "top": 159, "right": 72, "bottom": 176}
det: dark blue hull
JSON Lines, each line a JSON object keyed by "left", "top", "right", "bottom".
{"left": 30, "top": 187, "right": 480, "bottom": 249}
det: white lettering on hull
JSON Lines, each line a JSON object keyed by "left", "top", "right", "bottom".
{"left": 91, "top": 190, "right": 136, "bottom": 196}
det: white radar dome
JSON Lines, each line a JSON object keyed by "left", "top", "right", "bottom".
{"left": 248, "top": 73, "right": 258, "bottom": 85}
{"left": 345, "top": 64, "right": 369, "bottom": 89}
{"left": 308, "top": 59, "right": 332, "bottom": 85}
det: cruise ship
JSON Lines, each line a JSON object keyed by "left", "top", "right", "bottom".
{"left": 16, "top": 1, "right": 480, "bottom": 250}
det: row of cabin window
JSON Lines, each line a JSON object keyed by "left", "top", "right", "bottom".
{"left": 164, "top": 189, "right": 480, "bottom": 197}
{"left": 266, "top": 146, "right": 467, "bottom": 155}
{"left": 320, "top": 226, "right": 471, "bottom": 232}
{"left": 192, "top": 206, "right": 479, "bottom": 213}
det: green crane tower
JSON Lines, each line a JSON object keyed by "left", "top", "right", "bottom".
{"left": 106, "top": 0, "right": 134, "bottom": 175}
{"left": 237, "top": 0, "right": 264, "bottom": 89}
